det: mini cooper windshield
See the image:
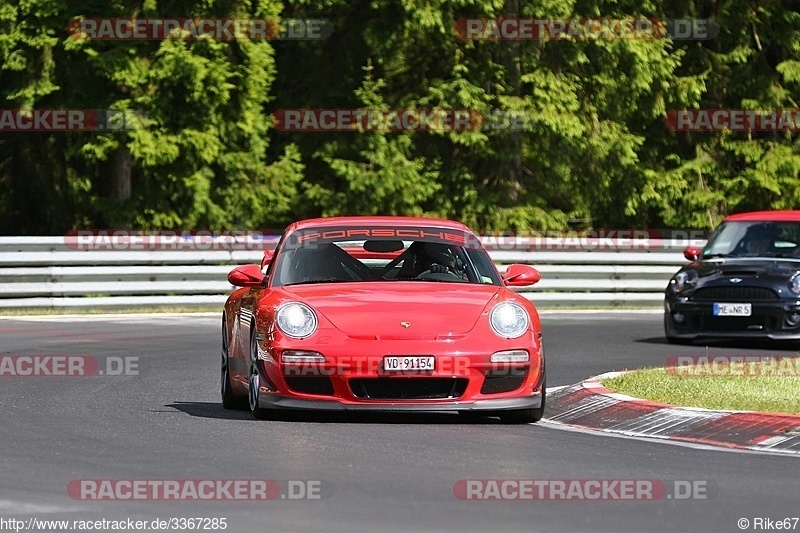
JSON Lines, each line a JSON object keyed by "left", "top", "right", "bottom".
{"left": 271, "top": 226, "right": 503, "bottom": 287}
{"left": 703, "top": 221, "right": 800, "bottom": 259}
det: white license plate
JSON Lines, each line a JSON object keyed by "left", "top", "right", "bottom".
{"left": 713, "top": 303, "right": 752, "bottom": 316}
{"left": 383, "top": 356, "right": 435, "bottom": 371}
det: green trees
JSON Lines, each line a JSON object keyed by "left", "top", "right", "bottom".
{"left": 651, "top": 2, "right": 800, "bottom": 228}
{"left": 1, "top": 0, "right": 301, "bottom": 233}
{"left": 1, "top": 0, "right": 798, "bottom": 234}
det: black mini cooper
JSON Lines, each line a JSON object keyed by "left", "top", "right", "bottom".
{"left": 665, "top": 211, "right": 800, "bottom": 344}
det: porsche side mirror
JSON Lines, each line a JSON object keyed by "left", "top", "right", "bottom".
{"left": 502, "top": 264, "right": 541, "bottom": 287}
{"left": 228, "top": 264, "right": 265, "bottom": 287}
{"left": 683, "top": 246, "right": 701, "bottom": 262}
{"left": 261, "top": 249, "right": 274, "bottom": 270}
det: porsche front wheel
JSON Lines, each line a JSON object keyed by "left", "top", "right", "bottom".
{"left": 221, "top": 317, "right": 247, "bottom": 410}
{"left": 248, "top": 324, "right": 271, "bottom": 420}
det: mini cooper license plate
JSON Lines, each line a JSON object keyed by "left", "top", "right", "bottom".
{"left": 713, "top": 303, "right": 752, "bottom": 317}
{"left": 383, "top": 356, "right": 435, "bottom": 371}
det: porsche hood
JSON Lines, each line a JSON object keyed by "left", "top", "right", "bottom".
{"left": 281, "top": 282, "right": 502, "bottom": 338}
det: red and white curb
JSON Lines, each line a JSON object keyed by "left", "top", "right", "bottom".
{"left": 543, "top": 372, "right": 800, "bottom": 455}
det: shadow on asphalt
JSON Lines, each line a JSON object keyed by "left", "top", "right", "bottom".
{"left": 635, "top": 336, "right": 800, "bottom": 352}
{"left": 166, "top": 401, "right": 507, "bottom": 425}
{"left": 635, "top": 336, "right": 672, "bottom": 345}
{"left": 163, "top": 402, "right": 252, "bottom": 420}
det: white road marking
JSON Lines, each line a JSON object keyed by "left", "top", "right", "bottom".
{"left": 537, "top": 419, "right": 800, "bottom": 457}
{"left": 0, "top": 499, "right": 81, "bottom": 513}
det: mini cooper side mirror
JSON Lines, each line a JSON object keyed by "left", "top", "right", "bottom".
{"left": 502, "top": 264, "right": 541, "bottom": 286}
{"left": 683, "top": 246, "right": 702, "bottom": 261}
{"left": 228, "top": 264, "right": 265, "bottom": 287}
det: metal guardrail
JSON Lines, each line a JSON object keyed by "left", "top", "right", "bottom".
{"left": 0, "top": 237, "right": 704, "bottom": 310}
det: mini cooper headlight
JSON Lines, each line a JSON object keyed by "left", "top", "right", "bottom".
{"left": 671, "top": 270, "right": 698, "bottom": 293}
{"left": 790, "top": 273, "right": 800, "bottom": 296}
{"left": 276, "top": 302, "right": 318, "bottom": 339}
{"left": 490, "top": 302, "right": 530, "bottom": 339}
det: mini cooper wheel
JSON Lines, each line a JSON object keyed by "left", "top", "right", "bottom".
{"left": 248, "top": 324, "right": 271, "bottom": 420}
{"left": 221, "top": 317, "right": 247, "bottom": 410}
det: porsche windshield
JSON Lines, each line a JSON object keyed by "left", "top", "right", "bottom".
{"left": 271, "top": 227, "right": 502, "bottom": 286}
{"left": 703, "top": 221, "right": 800, "bottom": 259}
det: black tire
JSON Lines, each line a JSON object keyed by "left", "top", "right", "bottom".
{"left": 499, "top": 374, "right": 546, "bottom": 424}
{"left": 221, "top": 316, "right": 247, "bottom": 410}
{"left": 248, "top": 323, "right": 271, "bottom": 420}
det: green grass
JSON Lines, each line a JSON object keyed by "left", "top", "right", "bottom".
{"left": 602, "top": 363, "right": 800, "bottom": 415}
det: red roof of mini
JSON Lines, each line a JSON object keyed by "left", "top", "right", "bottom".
{"left": 288, "top": 216, "right": 473, "bottom": 232}
{"left": 724, "top": 210, "right": 800, "bottom": 222}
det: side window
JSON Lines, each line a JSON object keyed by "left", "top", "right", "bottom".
{"left": 775, "top": 224, "right": 800, "bottom": 253}
{"left": 466, "top": 249, "right": 502, "bottom": 285}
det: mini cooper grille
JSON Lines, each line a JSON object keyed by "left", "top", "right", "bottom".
{"left": 480, "top": 369, "right": 528, "bottom": 394}
{"left": 692, "top": 287, "right": 778, "bottom": 301}
{"left": 285, "top": 377, "right": 335, "bottom": 396}
{"left": 349, "top": 378, "right": 468, "bottom": 400}
{"left": 701, "top": 316, "right": 775, "bottom": 332}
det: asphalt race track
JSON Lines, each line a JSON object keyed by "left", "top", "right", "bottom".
{"left": 0, "top": 312, "right": 797, "bottom": 533}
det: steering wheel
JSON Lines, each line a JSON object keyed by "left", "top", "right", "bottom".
{"left": 415, "top": 263, "right": 462, "bottom": 281}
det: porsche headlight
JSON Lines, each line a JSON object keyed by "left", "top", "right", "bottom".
{"left": 490, "top": 302, "right": 529, "bottom": 339}
{"left": 790, "top": 273, "right": 800, "bottom": 295}
{"left": 670, "top": 270, "right": 698, "bottom": 293}
{"left": 276, "top": 303, "right": 318, "bottom": 339}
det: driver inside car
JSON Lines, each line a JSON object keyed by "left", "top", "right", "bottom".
{"left": 412, "top": 243, "right": 461, "bottom": 277}
{"left": 742, "top": 225, "right": 776, "bottom": 256}
{"left": 393, "top": 242, "right": 448, "bottom": 278}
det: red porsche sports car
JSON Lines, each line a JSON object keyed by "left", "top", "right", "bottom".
{"left": 221, "top": 216, "right": 545, "bottom": 423}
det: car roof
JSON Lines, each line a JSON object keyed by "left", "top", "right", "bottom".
{"left": 286, "top": 216, "right": 474, "bottom": 233}
{"left": 723, "top": 210, "right": 800, "bottom": 222}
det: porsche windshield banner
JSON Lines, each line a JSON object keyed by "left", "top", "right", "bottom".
{"left": 285, "top": 227, "right": 482, "bottom": 249}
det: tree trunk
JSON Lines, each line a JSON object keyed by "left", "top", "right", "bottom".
{"left": 109, "top": 145, "right": 132, "bottom": 202}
